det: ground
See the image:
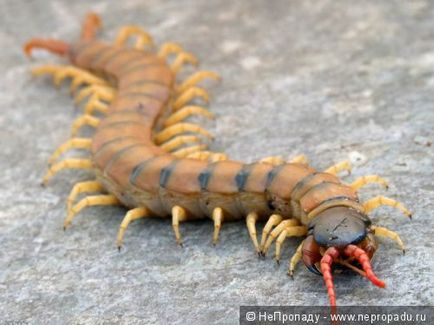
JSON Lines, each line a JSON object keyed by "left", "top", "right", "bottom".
{"left": 0, "top": 0, "right": 433, "bottom": 324}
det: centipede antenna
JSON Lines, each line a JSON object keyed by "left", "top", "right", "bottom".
{"left": 344, "top": 245, "right": 386, "bottom": 288}
{"left": 23, "top": 38, "right": 69, "bottom": 57}
{"left": 81, "top": 12, "right": 102, "bottom": 41}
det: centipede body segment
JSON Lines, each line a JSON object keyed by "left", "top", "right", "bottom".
{"left": 24, "top": 13, "right": 411, "bottom": 307}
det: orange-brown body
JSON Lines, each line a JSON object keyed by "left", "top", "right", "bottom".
{"left": 24, "top": 13, "right": 411, "bottom": 308}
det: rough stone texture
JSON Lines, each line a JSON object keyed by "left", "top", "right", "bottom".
{"left": 1, "top": 0, "right": 433, "bottom": 324}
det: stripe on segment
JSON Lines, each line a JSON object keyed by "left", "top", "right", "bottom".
{"left": 198, "top": 163, "right": 218, "bottom": 191}
{"left": 94, "top": 135, "right": 138, "bottom": 156}
{"left": 302, "top": 181, "right": 353, "bottom": 199}
{"left": 118, "top": 91, "right": 164, "bottom": 102}
{"left": 89, "top": 46, "right": 122, "bottom": 67}
{"left": 234, "top": 164, "right": 255, "bottom": 191}
{"left": 120, "top": 62, "right": 166, "bottom": 76}
{"left": 105, "top": 50, "right": 143, "bottom": 69}
{"left": 159, "top": 160, "right": 179, "bottom": 188}
{"left": 98, "top": 120, "right": 148, "bottom": 130}
{"left": 103, "top": 143, "right": 147, "bottom": 175}
{"left": 120, "top": 78, "right": 170, "bottom": 89}
{"left": 129, "top": 157, "right": 158, "bottom": 185}
{"left": 265, "top": 164, "right": 286, "bottom": 189}
{"left": 291, "top": 172, "right": 318, "bottom": 198}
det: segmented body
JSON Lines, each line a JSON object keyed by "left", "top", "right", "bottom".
{"left": 68, "top": 39, "right": 362, "bottom": 225}
{"left": 25, "top": 13, "right": 411, "bottom": 307}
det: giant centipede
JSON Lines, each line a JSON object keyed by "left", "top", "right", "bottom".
{"left": 24, "top": 13, "right": 412, "bottom": 307}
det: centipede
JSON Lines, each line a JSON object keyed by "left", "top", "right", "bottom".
{"left": 24, "top": 13, "right": 412, "bottom": 307}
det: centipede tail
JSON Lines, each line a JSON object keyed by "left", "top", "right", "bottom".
{"left": 24, "top": 13, "right": 411, "bottom": 308}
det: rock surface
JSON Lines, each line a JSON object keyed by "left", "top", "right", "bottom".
{"left": 0, "top": 0, "right": 433, "bottom": 324}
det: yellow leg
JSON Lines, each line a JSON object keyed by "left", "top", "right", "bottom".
{"left": 48, "top": 138, "right": 92, "bottom": 165}
{"left": 158, "top": 42, "right": 184, "bottom": 59}
{"left": 288, "top": 241, "right": 304, "bottom": 278}
{"left": 64, "top": 194, "right": 120, "bottom": 229}
{"left": 171, "top": 52, "right": 198, "bottom": 74}
{"left": 259, "top": 156, "right": 285, "bottom": 166}
{"left": 84, "top": 95, "right": 109, "bottom": 115}
{"left": 290, "top": 154, "right": 308, "bottom": 164}
{"left": 363, "top": 196, "right": 412, "bottom": 218}
{"left": 31, "top": 65, "right": 108, "bottom": 90}
{"left": 70, "top": 114, "right": 101, "bottom": 137}
{"left": 275, "top": 226, "right": 307, "bottom": 263}
{"left": 207, "top": 152, "right": 228, "bottom": 162}
{"left": 74, "top": 84, "right": 116, "bottom": 105}
{"left": 154, "top": 122, "right": 213, "bottom": 144}
{"left": 176, "top": 71, "right": 221, "bottom": 94}
{"left": 246, "top": 212, "right": 260, "bottom": 254}
{"left": 43, "top": 158, "right": 93, "bottom": 186}
{"left": 262, "top": 219, "right": 299, "bottom": 255}
{"left": 115, "top": 25, "right": 154, "bottom": 49}
{"left": 212, "top": 207, "right": 224, "bottom": 245}
{"left": 67, "top": 180, "right": 104, "bottom": 214}
{"left": 172, "top": 205, "right": 188, "bottom": 246}
{"left": 164, "top": 105, "right": 214, "bottom": 127}
{"left": 372, "top": 226, "right": 405, "bottom": 253}
{"left": 172, "top": 144, "right": 208, "bottom": 158}
{"left": 324, "top": 160, "right": 352, "bottom": 176}
{"left": 187, "top": 151, "right": 228, "bottom": 162}
{"left": 260, "top": 214, "right": 283, "bottom": 250}
{"left": 159, "top": 135, "right": 201, "bottom": 152}
{"left": 116, "top": 207, "right": 150, "bottom": 250}
{"left": 351, "top": 175, "right": 389, "bottom": 191}
{"left": 172, "top": 87, "right": 210, "bottom": 110}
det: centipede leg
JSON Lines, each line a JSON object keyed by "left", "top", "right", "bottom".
{"left": 246, "top": 212, "right": 260, "bottom": 254}
{"left": 363, "top": 196, "right": 412, "bottom": 218}
{"left": 351, "top": 175, "right": 389, "bottom": 191}
{"left": 288, "top": 240, "right": 304, "bottom": 278}
{"left": 164, "top": 105, "right": 214, "bottom": 127}
{"left": 42, "top": 158, "right": 93, "bottom": 186}
{"left": 64, "top": 194, "right": 120, "bottom": 229}
{"left": 116, "top": 207, "right": 150, "bottom": 250}
{"left": 372, "top": 226, "right": 405, "bottom": 253}
{"left": 187, "top": 151, "right": 228, "bottom": 162}
{"left": 160, "top": 135, "right": 201, "bottom": 152}
{"left": 172, "top": 144, "right": 208, "bottom": 158}
{"left": 172, "top": 205, "right": 188, "bottom": 246}
{"left": 31, "top": 65, "right": 108, "bottom": 92}
{"left": 176, "top": 71, "right": 221, "bottom": 94}
{"left": 324, "top": 160, "right": 352, "bottom": 176}
{"left": 212, "top": 207, "right": 224, "bottom": 245}
{"left": 259, "top": 156, "right": 285, "bottom": 166}
{"left": 74, "top": 84, "right": 116, "bottom": 105}
{"left": 158, "top": 42, "right": 184, "bottom": 59}
{"left": 48, "top": 138, "right": 92, "bottom": 165}
{"left": 290, "top": 154, "right": 308, "bottom": 164}
{"left": 84, "top": 95, "right": 109, "bottom": 115}
{"left": 115, "top": 26, "right": 154, "bottom": 50}
{"left": 67, "top": 180, "right": 105, "bottom": 213}
{"left": 275, "top": 226, "right": 307, "bottom": 263}
{"left": 261, "top": 219, "right": 299, "bottom": 256}
{"left": 154, "top": 122, "right": 213, "bottom": 144}
{"left": 260, "top": 214, "right": 283, "bottom": 251}
{"left": 70, "top": 114, "right": 101, "bottom": 137}
{"left": 172, "top": 87, "right": 210, "bottom": 110}
{"left": 171, "top": 52, "right": 198, "bottom": 74}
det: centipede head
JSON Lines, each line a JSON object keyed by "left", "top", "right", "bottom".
{"left": 301, "top": 206, "right": 384, "bottom": 306}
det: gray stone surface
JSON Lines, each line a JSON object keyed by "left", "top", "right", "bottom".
{"left": 1, "top": 0, "right": 433, "bottom": 324}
